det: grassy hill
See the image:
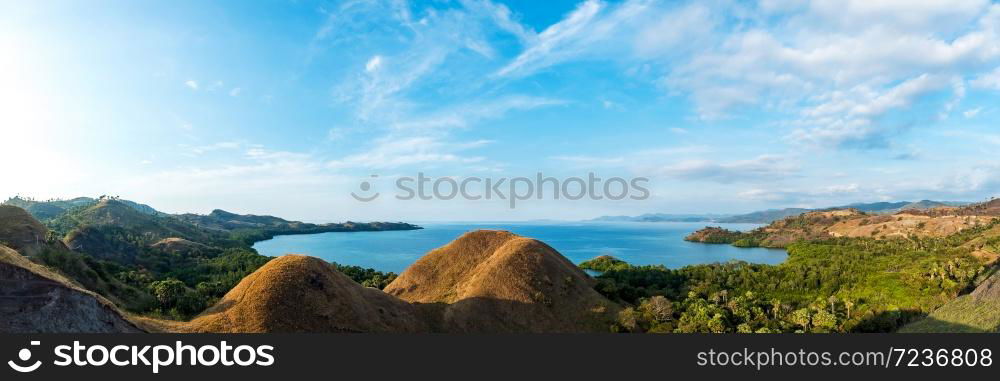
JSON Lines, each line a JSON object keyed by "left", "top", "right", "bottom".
{"left": 177, "top": 208, "right": 421, "bottom": 245}
{"left": 179, "top": 231, "right": 619, "bottom": 333}
{"left": 182, "top": 255, "right": 428, "bottom": 333}
{"left": 0, "top": 244, "right": 142, "bottom": 333}
{"left": 0, "top": 195, "right": 424, "bottom": 323}
{"left": 900, "top": 269, "right": 1000, "bottom": 333}
{"left": 655, "top": 200, "right": 1000, "bottom": 333}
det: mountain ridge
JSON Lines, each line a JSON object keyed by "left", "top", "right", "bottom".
{"left": 592, "top": 200, "right": 973, "bottom": 224}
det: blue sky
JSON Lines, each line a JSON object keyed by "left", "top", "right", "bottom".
{"left": 3, "top": 0, "right": 1000, "bottom": 222}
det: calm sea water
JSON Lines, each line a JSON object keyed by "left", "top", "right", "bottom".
{"left": 254, "top": 222, "right": 786, "bottom": 273}
{"left": 252, "top": 222, "right": 786, "bottom": 273}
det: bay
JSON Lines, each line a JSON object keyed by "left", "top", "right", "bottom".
{"left": 252, "top": 221, "right": 786, "bottom": 274}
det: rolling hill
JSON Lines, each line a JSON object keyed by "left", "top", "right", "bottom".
{"left": 176, "top": 230, "right": 619, "bottom": 333}
{"left": 385, "top": 230, "right": 620, "bottom": 333}
{"left": 900, "top": 269, "right": 1000, "bottom": 333}
{"left": 182, "top": 255, "right": 428, "bottom": 333}
{"left": 598, "top": 200, "right": 973, "bottom": 224}
{"left": 0, "top": 244, "right": 142, "bottom": 333}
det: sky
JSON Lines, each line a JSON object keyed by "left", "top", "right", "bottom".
{"left": 2, "top": 0, "right": 1000, "bottom": 222}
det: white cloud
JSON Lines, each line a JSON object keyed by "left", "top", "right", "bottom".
{"left": 327, "top": 136, "right": 492, "bottom": 170}
{"left": 184, "top": 80, "right": 198, "bottom": 90}
{"left": 971, "top": 66, "right": 1000, "bottom": 89}
{"left": 390, "top": 95, "right": 565, "bottom": 131}
{"left": 365, "top": 55, "right": 382, "bottom": 73}
{"left": 179, "top": 141, "right": 242, "bottom": 156}
{"left": 496, "top": 0, "right": 605, "bottom": 77}
{"left": 229, "top": 87, "right": 242, "bottom": 97}
{"left": 551, "top": 155, "right": 625, "bottom": 166}
{"left": 327, "top": 128, "right": 346, "bottom": 141}
{"left": 964, "top": 107, "right": 983, "bottom": 119}
{"left": 737, "top": 182, "right": 861, "bottom": 204}
{"left": 659, "top": 154, "right": 799, "bottom": 183}
{"left": 789, "top": 74, "right": 951, "bottom": 148}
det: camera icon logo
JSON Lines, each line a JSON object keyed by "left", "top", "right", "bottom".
{"left": 8, "top": 341, "right": 42, "bottom": 373}
{"left": 351, "top": 174, "right": 380, "bottom": 202}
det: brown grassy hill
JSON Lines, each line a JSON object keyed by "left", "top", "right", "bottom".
{"left": 746, "top": 209, "right": 862, "bottom": 247}
{"left": 0, "top": 205, "right": 54, "bottom": 256}
{"left": 827, "top": 214, "right": 994, "bottom": 239}
{"left": 182, "top": 255, "right": 428, "bottom": 333}
{"left": 0, "top": 244, "right": 142, "bottom": 333}
{"left": 705, "top": 208, "right": 998, "bottom": 249}
{"left": 385, "top": 230, "right": 620, "bottom": 333}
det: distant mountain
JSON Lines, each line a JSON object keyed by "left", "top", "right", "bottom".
{"left": 601, "top": 200, "right": 973, "bottom": 225}
{"left": 899, "top": 200, "right": 969, "bottom": 211}
{"left": 842, "top": 201, "right": 911, "bottom": 212}
{"left": 590, "top": 213, "right": 730, "bottom": 223}
{"left": 176, "top": 208, "right": 421, "bottom": 244}
{"left": 716, "top": 208, "right": 813, "bottom": 224}
{"left": 1, "top": 196, "right": 162, "bottom": 221}
{"left": 718, "top": 200, "right": 974, "bottom": 224}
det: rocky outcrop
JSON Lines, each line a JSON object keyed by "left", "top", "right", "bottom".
{"left": 0, "top": 245, "right": 142, "bottom": 333}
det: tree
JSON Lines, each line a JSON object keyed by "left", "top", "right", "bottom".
{"left": 618, "top": 307, "right": 639, "bottom": 332}
{"left": 148, "top": 279, "right": 186, "bottom": 309}
{"left": 789, "top": 308, "right": 811, "bottom": 331}
{"left": 812, "top": 310, "right": 837, "bottom": 332}
{"left": 641, "top": 296, "right": 674, "bottom": 322}
{"left": 770, "top": 298, "right": 782, "bottom": 320}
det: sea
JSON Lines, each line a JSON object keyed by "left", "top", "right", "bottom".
{"left": 252, "top": 221, "right": 786, "bottom": 274}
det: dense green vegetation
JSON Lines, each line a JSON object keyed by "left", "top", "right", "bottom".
{"left": 579, "top": 255, "right": 630, "bottom": 272}
{"left": 589, "top": 221, "right": 999, "bottom": 333}
{"left": 330, "top": 262, "right": 399, "bottom": 289}
{"left": 2, "top": 196, "right": 419, "bottom": 320}
{"left": 683, "top": 227, "right": 746, "bottom": 244}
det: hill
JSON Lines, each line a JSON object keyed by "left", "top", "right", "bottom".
{"left": 177, "top": 209, "right": 422, "bottom": 244}
{"left": 384, "top": 230, "right": 619, "bottom": 333}
{"left": 591, "top": 213, "right": 727, "bottom": 222}
{"left": 55, "top": 199, "right": 227, "bottom": 262}
{"left": 181, "top": 231, "right": 620, "bottom": 333}
{"left": 2, "top": 196, "right": 162, "bottom": 221}
{"left": 900, "top": 270, "right": 1000, "bottom": 333}
{"left": 0, "top": 244, "right": 142, "bottom": 333}
{"left": 0, "top": 205, "right": 54, "bottom": 257}
{"left": 183, "top": 255, "right": 427, "bottom": 333}
{"left": 717, "top": 208, "right": 815, "bottom": 224}
{"left": 0, "top": 205, "right": 156, "bottom": 310}
{"left": 683, "top": 226, "right": 745, "bottom": 244}
{"left": 716, "top": 202, "right": 947, "bottom": 224}
{"left": 905, "top": 198, "right": 1000, "bottom": 217}
{"left": 688, "top": 208, "right": 999, "bottom": 250}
